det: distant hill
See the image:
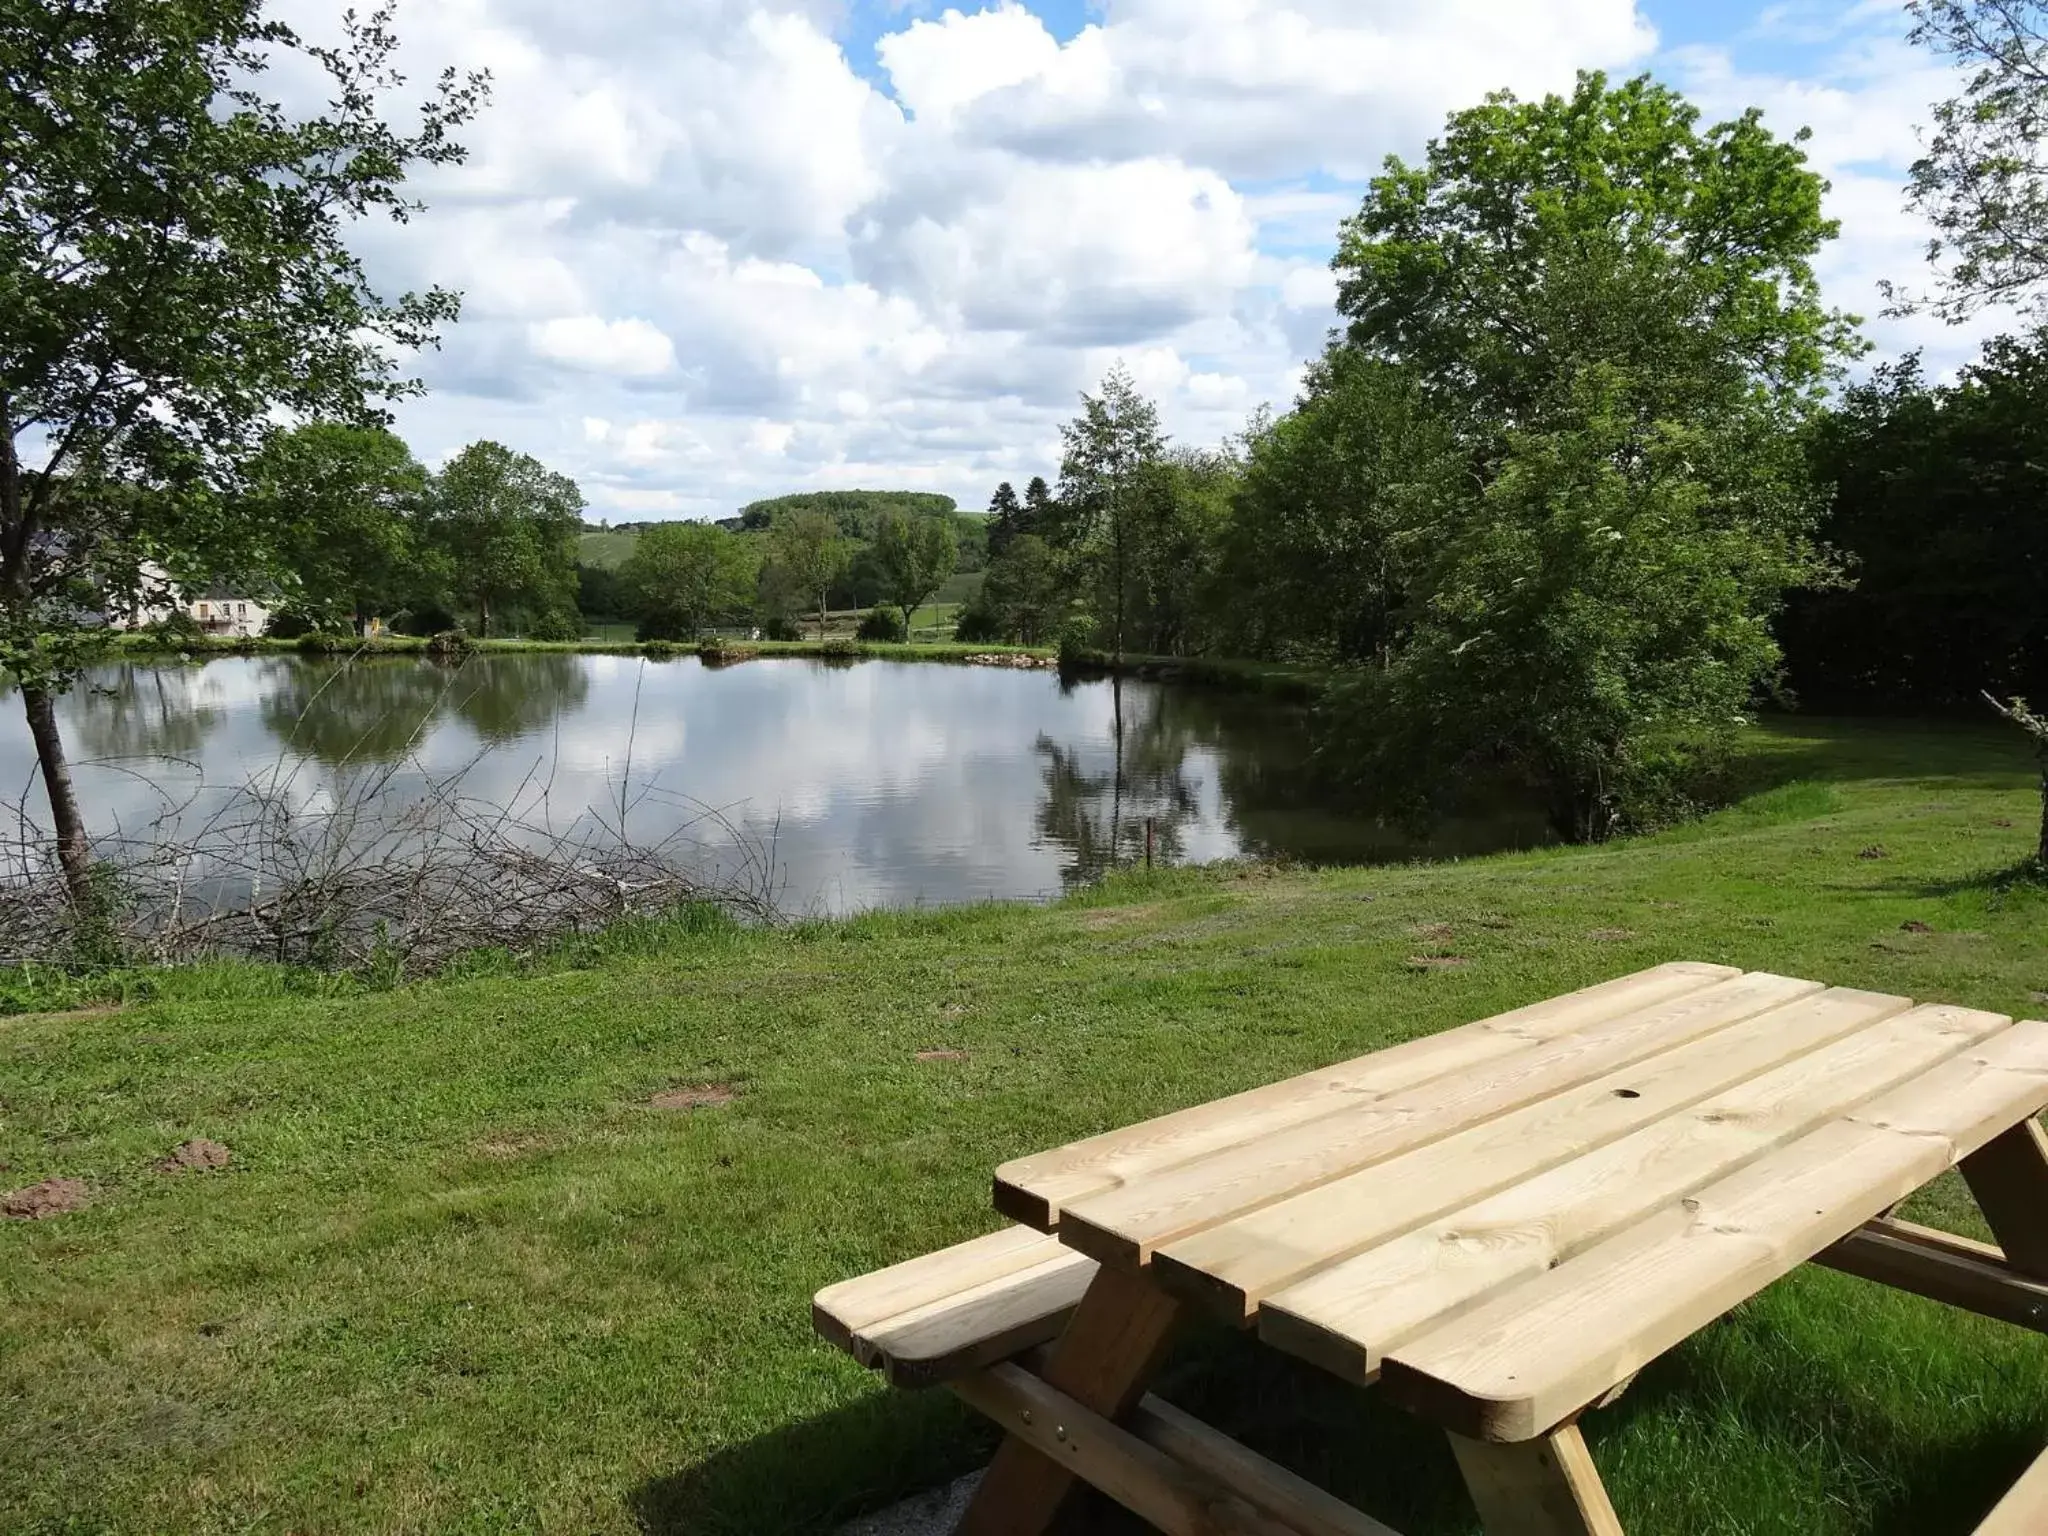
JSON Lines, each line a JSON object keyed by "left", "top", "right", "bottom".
{"left": 734, "top": 490, "right": 959, "bottom": 536}
{"left": 577, "top": 492, "right": 986, "bottom": 572}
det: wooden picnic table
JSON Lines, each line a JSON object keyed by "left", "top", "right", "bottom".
{"left": 815, "top": 963, "right": 2048, "bottom": 1535}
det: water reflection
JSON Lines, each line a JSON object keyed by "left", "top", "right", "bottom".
{"left": 0, "top": 655, "right": 1548, "bottom": 912}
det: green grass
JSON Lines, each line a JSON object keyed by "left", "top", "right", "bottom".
{"left": 4, "top": 717, "right": 2048, "bottom": 1534}
{"left": 578, "top": 529, "right": 642, "bottom": 569}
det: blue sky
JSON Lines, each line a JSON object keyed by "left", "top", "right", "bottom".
{"left": 305, "top": 0, "right": 2010, "bottom": 520}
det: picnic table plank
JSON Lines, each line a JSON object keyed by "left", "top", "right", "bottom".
{"left": 1258, "top": 1003, "right": 2009, "bottom": 1381}
{"left": 992, "top": 962, "right": 1740, "bottom": 1230}
{"left": 812, "top": 1225, "right": 1067, "bottom": 1356}
{"left": 1056, "top": 970, "right": 1824, "bottom": 1267}
{"left": 1376, "top": 1018, "right": 2048, "bottom": 1442}
{"left": 1153, "top": 987, "right": 1911, "bottom": 1319}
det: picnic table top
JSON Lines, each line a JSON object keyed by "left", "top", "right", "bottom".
{"left": 993, "top": 962, "right": 2048, "bottom": 1441}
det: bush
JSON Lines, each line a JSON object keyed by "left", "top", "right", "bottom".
{"left": 526, "top": 609, "right": 584, "bottom": 642}
{"left": 820, "top": 636, "right": 860, "bottom": 658}
{"left": 642, "top": 639, "right": 681, "bottom": 661}
{"left": 143, "top": 610, "right": 206, "bottom": 648}
{"left": 294, "top": 630, "right": 352, "bottom": 656}
{"left": 425, "top": 628, "right": 472, "bottom": 659}
{"left": 1056, "top": 615, "right": 1098, "bottom": 668}
{"left": 854, "top": 607, "right": 906, "bottom": 642}
{"left": 761, "top": 614, "right": 803, "bottom": 642}
{"left": 263, "top": 609, "right": 317, "bottom": 639}
{"left": 951, "top": 599, "right": 1004, "bottom": 644}
{"left": 635, "top": 609, "right": 694, "bottom": 643}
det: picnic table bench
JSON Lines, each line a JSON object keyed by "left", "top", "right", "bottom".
{"left": 814, "top": 963, "right": 2048, "bottom": 1534}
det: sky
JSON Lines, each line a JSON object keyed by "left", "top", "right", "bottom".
{"left": 282, "top": 0, "right": 2023, "bottom": 522}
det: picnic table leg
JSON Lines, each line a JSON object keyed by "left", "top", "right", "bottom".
{"left": 1960, "top": 1118, "right": 2048, "bottom": 1277}
{"left": 1448, "top": 1425, "right": 1625, "bottom": 1536}
{"left": 952, "top": 1264, "right": 1183, "bottom": 1536}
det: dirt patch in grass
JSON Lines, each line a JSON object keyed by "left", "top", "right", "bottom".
{"left": 915, "top": 1048, "right": 969, "bottom": 1062}
{"left": 1588, "top": 927, "right": 1635, "bottom": 942}
{"left": 155, "top": 1139, "right": 232, "bottom": 1173}
{"left": 651, "top": 1084, "right": 738, "bottom": 1110}
{"left": 1405, "top": 955, "right": 1470, "bottom": 971}
{"left": 2, "top": 1177, "right": 88, "bottom": 1218}
{"left": 0, "top": 1004, "right": 125, "bottom": 1030}
{"left": 1411, "top": 921, "right": 1455, "bottom": 942}
{"left": 1079, "top": 903, "right": 1163, "bottom": 931}
{"left": 1901, "top": 920, "right": 1934, "bottom": 934}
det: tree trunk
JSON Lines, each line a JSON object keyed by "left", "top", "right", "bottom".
{"left": 22, "top": 684, "right": 92, "bottom": 907}
{"left": 818, "top": 588, "right": 828, "bottom": 640}
{"left": 476, "top": 591, "right": 490, "bottom": 638}
{"left": 2037, "top": 751, "right": 2048, "bottom": 866}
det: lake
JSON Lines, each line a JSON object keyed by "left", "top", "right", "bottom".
{"left": 0, "top": 654, "right": 1545, "bottom": 916}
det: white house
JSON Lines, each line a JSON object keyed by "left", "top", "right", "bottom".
{"left": 186, "top": 591, "right": 272, "bottom": 637}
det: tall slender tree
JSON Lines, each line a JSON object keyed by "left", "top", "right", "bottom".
{"left": 1055, "top": 366, "right": 1165, "bottom": 662}
{"left": 985, "top": 481, "right": 1023, "bottom": 558}
{"left": 0, "top": 1, "right": 486, "bottom": 903}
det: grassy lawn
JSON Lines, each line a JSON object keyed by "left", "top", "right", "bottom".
{"left": 4, "top": 717, "right": 2048, "bottom": 1534}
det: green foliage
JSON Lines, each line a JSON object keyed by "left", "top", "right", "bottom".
{"left": 421, "top": 441, "right": 583, "bottom": 638}
{"left": 424, "top": 629, "right": 472, "bottom": 660}
{"left": 986, "top": 481, "right": 1023, "bottom": 558}
{"left": 619, "top": 521, "right": 757, "bottom": 640}
{"left": 736, "top": 490, "right": 955, "bottom": 539}
{"left": 1054, "top": 365, "right": 1167, "bottom": 659}
{"left": 143, "top": 610, "right": 206, "bottom": 649}
{"left": 1900, "top": 1, "right": 2048, "bottom": 318}
{"left": 1305, "top": 71, "right": 1851, "bottom": 838}
{"left": 240, "top": 423, "right": 432, "bottom": 631}
{"left": 872, "top": 509, "right": 958, "bottom": 630}
{"left": 854, "top": 607, "right": 906, "bottom": 642}
{"left": 1784, "top": 337, "right": 2048, "bottom": 708}
{"left": 767, "top": 510, "right": 849, "bottom": 638}
{"left": 640, "top": 639, "right": 681, "bottom": 661}
{"left": 525, "top": 609, "right": 583, "bottom": 642}
{"left": 0, "top": 1, "right": 485, "bottom": 693}
{"left": 973, "top": 533, "right": 1070, "bottom": 645}
{"left": 1222, "top": 357, "right": 1461, "bottom": 663}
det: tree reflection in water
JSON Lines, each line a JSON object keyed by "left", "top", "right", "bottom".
{"left": 66, "top": 662, "right": 225, "bottom": 762}
{"left": 257, "top": 654, "right": 591, "bottom": 764}
{"left": 1036, "top": 675, "right": 1206, "bottom": 887}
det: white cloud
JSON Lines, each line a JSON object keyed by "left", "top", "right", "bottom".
{"left": 528, "top": 315, "right": 678, "bottom": 376}
{"left": 284, "top": 0, "right": 2005, "bottom": 519}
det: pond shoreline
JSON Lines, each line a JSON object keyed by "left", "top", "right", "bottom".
{"left": 101, "top": 632, "right": 1336, "bottom": 699}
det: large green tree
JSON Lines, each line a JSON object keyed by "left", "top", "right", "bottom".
{"left": 1054, "top": 365, "right": 1165, "bottom": 662}
{"left": 872, "top": 509, "right": 957, "bottom": 634}
{"left": 620, "top": 520, "right": 758, "bottom": 640}
{"left": 242, "top": 422, "right": 434, "bottom": 633}
{"left": 423, "top": 442, "right": 583, "bottom": 637}
{"left": 0, "top": 0, "right": 485, "bottom": 900}
{"left": 1320, "top": 72, "right": 1852, "bottom": 839}
{"left": 767, "top": 509, "right": 849, "bottom": 638}
{"left": 1899, "top": 0, "right": 2048, "bottom": 318}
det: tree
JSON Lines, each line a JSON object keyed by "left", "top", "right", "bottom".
{"left": 873, "top": 510, "right": 958, "bottom": 634}
{"left": 1023, "top": 476, "right": 1055, "bottom": 539}
{"left": 1220, "top": 357, "right": 1461, "bottom": 663}
{"left": 620, "top": 521, "right": 758, "bottom": 640}
{"left": 978, "top": 534, "right": 1068, "bottom": 644}
{"left": 0, "top": 1, "right": 485, "bottom": 903}
{"left": 1055, "top": 366, "right": 1166, "bottom": 662}
{"left": 1899, "top": 0, "right": 2048, "bottom": 318}
{"left": 768, "top": 509, "right": 848, "bottom": 638}
{"left": 986, "top": 481, "right": 1023, "bottom": 557}
{"left": 1781, "top": 337, "right": 2048, "bottom": 708}
{"left": 423, "top": 442, "right": 583, "bottom": 637}
{"left": 1321, "top": 72, "right": 1851, "bottom": 838}
{"left": 243, "top": 423, "right": 432, "bottom": 634}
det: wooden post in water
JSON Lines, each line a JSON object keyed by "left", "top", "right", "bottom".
{"left": 1144, "top": 817, "right": 1154, "bottom": 870}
